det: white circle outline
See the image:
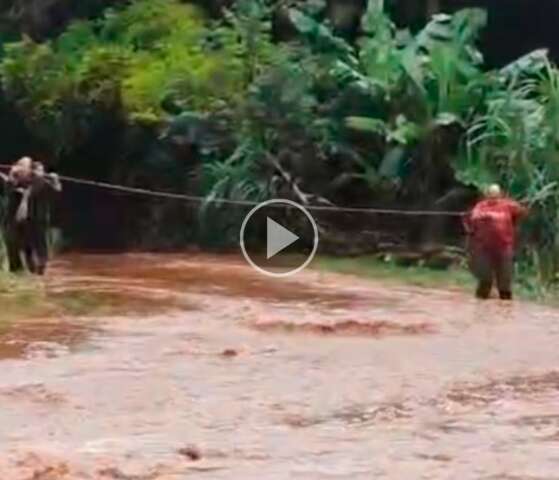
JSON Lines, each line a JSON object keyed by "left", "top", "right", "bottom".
{"left": 239, "top": 199, "right": 319, "bottom": 278}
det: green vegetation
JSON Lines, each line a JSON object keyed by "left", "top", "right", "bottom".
{"left": 0, "top": 272, "right": 58, "bottom": 322}
{"left": 314, "top": 255, "right": 559, "bottom": 304}
{"left": 0, "top": 269, "right": 171, "bottom": 321}
{"left": 0, "top": 0, "right": 249, "bottom": 153}
{"left": 0, "top": 0, "right": 558, "bottom": 294}
{"left": 314, "top": 255, "right": 474, "bottom": 290}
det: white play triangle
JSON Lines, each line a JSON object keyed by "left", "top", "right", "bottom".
{"left": 266, "top": 217, "right": 299, "bottom": 259}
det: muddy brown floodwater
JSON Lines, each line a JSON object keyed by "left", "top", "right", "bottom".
{"left": 0, "top": 253, "right": 558, "bottom": 479}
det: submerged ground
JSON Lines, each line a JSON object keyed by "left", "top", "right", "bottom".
{"left": 0, "top": 253, "right": 557, "bottom": 479}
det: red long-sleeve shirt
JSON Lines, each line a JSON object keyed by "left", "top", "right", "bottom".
{"left": 463, "top": 198, "right": 528, "bottom": 254}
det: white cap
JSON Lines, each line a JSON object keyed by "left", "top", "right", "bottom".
{"left": 486, "top": 184, "right": 502, "bottom": 198}
{"left": 16, "top": 156, "right": 33, "bottom": 168}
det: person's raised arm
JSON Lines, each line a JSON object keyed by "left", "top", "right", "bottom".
{"left": 507, "top": 199, "right": 529, "bottom": 223}
{"left": 34, "top": 163, "right": 62, "bottom": 193}
{"left": 463, "top": 202, "right": 480, "bottom": 235}
{"left": 45, "top": 173, "right": 62, "bottom": 193}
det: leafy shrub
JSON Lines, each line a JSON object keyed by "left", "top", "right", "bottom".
{"left": 0, "top": 0, "right": 250, "bottom": 150}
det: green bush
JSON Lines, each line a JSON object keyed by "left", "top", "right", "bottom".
{"left": 0, "top": 0, "right": 249, "bottom": 149}
{"left": 2, "top": 0, "right": 559, "bottom": 292}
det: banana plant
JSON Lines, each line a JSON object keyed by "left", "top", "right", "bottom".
{"left": 341, "top": 3, "right": 487, "bottom": 194}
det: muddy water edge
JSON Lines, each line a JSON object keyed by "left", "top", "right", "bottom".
{"left": 0, "top": 253, "right": 558, "bottom": 480}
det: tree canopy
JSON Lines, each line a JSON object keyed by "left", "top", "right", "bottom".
{"left": 0, "top": 0, "right": 558, "bottom": 289}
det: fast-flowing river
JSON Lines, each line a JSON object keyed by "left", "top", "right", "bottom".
{"left": 0, "top": 253, "right": 557, "bottom": 479}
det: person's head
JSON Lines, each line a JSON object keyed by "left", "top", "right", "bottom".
{"left": 16, "top": 156, "right": 33, "bottom": 170}
{"left": 33, "top": 161, "right": 45, "bottom": 176}
{"left": 10, "top": 156, "right": 33, "bottom": 183}
{"left": 486, "top": 183, "right": 502, "bottom": 199}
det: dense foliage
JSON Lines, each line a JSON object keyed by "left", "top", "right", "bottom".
{"left": 0, "top": 0, "right": 559, "bottom": 289}
{"left": 0, "top": 0, "right": 251, "bottom": 152}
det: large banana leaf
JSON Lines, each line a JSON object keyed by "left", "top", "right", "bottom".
{"left": 412, "top": 9, "right": 486, "bottom": 57}
{"left": 500, "top": 49, "right": 550, "bottom": 79}
{"left": 402, "top": 8, "right": 486, "bottom": 94}
{"left": 288, "top": 8, "right": 357, "bottom": 65}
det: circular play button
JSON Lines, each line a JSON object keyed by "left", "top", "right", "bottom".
{"left": 240, "top": 199, "right": 319, "bottom": 277}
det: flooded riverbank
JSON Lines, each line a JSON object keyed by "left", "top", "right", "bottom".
{"left": 0, "top": 253, "right": 557, "bottom": 479}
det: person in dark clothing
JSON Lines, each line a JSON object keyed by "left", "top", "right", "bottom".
{"left": 26, "top": 161, "right": 62, "bottom": 275}
{"left": 0, "top": 158, "right": 61, "bottom": 275}
{"left": 0, "top": 158, "right": 34, "bottom": 273}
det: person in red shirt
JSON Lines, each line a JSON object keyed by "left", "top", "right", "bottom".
{"left": 463, "top": 184, "right": 528, "bottom": 300}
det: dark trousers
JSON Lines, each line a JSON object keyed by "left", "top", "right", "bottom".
{"left": 4, "top": 224, "right": 49, "bottom": 275}
{"left": 29, "top": 226, "right": 49, "bottom": 275}
{"left": 469, "top": 247, "right": 513, "bottom": 300}
{"left": 4, "top": 225, "right": 25, "bottom": 273}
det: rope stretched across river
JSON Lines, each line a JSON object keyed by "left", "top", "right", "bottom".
{"left": 0, "top": 164, "right": 467, "bottom": 217}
